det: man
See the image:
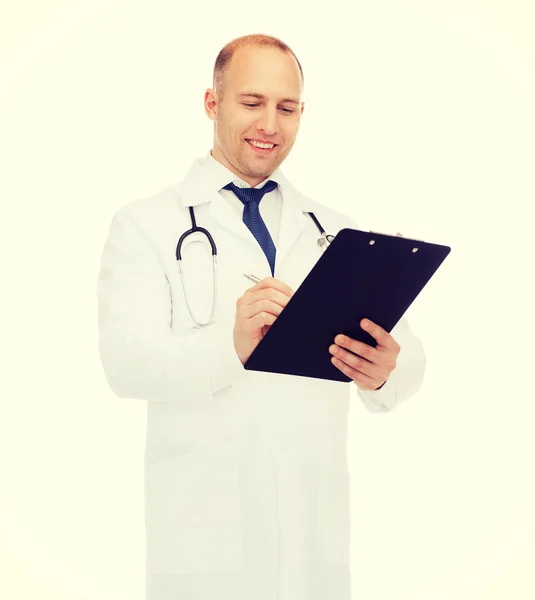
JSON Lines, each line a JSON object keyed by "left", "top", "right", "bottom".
{"left": 97, "top": 34, "right": 426, "bottom": 600}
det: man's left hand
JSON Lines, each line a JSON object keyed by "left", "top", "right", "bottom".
{"left": 329, "top": 319, "right": 400, "bottom": 391}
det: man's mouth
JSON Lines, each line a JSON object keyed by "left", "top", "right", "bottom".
{"left": 245, "top": 139, "right": 277, "bottom": 154}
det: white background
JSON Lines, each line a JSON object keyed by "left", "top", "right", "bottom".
{"left": 1, "top": 1, "right": 534, "bottom": 598}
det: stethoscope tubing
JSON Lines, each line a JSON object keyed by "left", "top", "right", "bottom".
{"left": 176, "top": 206, "right": 217, "bottom": 260}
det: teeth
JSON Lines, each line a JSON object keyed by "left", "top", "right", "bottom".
{"left": 248, "top": 140, "right": 274, "bottom": 149}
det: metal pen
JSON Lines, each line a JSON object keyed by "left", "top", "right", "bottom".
{"left": 243, "top": 273, "right": 261, "bottom": 284}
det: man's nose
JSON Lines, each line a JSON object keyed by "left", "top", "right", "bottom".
{"left": 256, "top": 108, "right": 279, "bottom": 136}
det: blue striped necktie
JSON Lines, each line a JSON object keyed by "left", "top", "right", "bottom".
{"left": 223, "top": 180, "right": 278, "bottom": 275}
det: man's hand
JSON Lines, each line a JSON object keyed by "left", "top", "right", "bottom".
{"left": 234, "top": 277, "right": 294, "bottom": 365}
{"left": 329, "top": 319, "right": 400, "bottom": 391}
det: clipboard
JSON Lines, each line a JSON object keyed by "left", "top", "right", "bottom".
{"left": 244, "top": 228, "right": 451, "bottom": 382}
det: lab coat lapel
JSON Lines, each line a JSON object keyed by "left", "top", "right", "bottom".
{"left": 180, "top": 158, "right": 253, "bottom": 246}
{"left": 207, "top": 195, "right": 253, "bottom": 245}
{"left": 275, "top": 181, "right": 311, "bottom": 273}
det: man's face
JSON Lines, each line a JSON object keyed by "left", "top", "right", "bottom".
{"left": 205, "top": 46, "right": 304, "bottom": 187}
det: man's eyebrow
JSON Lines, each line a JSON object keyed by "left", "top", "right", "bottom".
{"left": 237, "top": 93, "right": 300, "bottom": 105}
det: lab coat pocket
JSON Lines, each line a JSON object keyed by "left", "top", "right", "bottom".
{"left": 145, "top": 452, "right": 243, "bottom": 575}
{"left": 317, "top": 465, "right": 351, "bottom": 565}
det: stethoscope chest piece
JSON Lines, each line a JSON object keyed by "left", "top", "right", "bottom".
{"left": 317, "top": 233, "right": 335, "bottom": 252}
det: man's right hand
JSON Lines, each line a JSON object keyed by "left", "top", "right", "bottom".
{"left": 233, "top": 277, "right": 294, "bottom": 365}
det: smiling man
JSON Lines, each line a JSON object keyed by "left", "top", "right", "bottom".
{"left": 97, "top": 34, "right": 426, "bottom": 600}
{"left": 207, "top": 41, "right": 303, "bottom": 187}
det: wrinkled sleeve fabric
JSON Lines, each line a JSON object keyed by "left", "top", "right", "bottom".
{"left": 96, "top": 207, "right": 245, "bottom": 402}
{"left": 343, "top": 215, "right": 427, "bottom": 412}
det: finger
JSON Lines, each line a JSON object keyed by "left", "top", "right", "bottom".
{"left": 245, "top": 287, "right": 293, "bottom": 310}
{"left": 330, "top": 356, "right": 381, "bottom": 390}
{"left": 329, "top": 344, "right": 387, "bottom": 381}
{"left": 360, "top": 319, "right": 400, "bottom": 352}
{"left": 334, "top": 334, "right": 397, "bottom": 372}
{"left": 250, "top": 311, "right": 277, "bottom": 330}
{"left": 243, "top": 298, "right": 285, "bottom": 321}
{"left": 333, "top": 334, "right": 380, "bottom": 364}
{"left": 251, "top": 277, "right": 294, "bottom": 298}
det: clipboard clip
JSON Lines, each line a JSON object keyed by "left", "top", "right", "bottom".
{"left": 369, "top": 230, "right": 426, "bottom": 243}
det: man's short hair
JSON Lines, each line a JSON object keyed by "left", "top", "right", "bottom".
{"left": 213, "top": 34, "right": 304, "bottom": 100}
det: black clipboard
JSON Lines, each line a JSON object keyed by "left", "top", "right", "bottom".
{"left": 244, "top": 228, "right": 451, "bottom": 382}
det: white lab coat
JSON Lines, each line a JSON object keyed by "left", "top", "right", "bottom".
{"left": 97, "top": 156, "right": 426, "bottom": 600}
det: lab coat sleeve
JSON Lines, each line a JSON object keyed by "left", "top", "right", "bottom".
{"left": 343, "top": 215, "right": 426, "bottom": 412}
{"left": 96, "top": 207, "right": 246, "bottom": 402}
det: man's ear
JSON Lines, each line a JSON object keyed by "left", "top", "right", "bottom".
{"left": 204, "top": 89, "right": 219, "bottom": 121}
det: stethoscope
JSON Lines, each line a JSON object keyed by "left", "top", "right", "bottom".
{"left": 176, "top": 206, "right": 334, "bottom": 328}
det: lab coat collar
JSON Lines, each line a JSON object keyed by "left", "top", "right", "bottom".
{"left": 178, "top": 151, "right": 316, "bottom": 272}
{"left": 178, "top": 150, "right": 316, "bottom": 212}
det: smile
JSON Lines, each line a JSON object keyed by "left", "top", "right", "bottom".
{"left": 246, "top": 139, "right": 277, "bottom": 154}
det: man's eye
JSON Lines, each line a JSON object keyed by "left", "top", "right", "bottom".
{"left": 243, "top": 103, "right": 294, "bottom": 114}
